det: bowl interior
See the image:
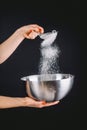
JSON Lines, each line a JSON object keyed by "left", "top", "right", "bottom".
{"left": 21, "top": 73, "right": 73, "bottom": 82}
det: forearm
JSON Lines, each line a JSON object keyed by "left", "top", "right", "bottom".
{"left": 0, "top": 28, "right": 25, "bottom": 64}
{"left": 0, "top": 96, "right": 26, "bottom": 109}
{"left": 0, "top": 24, "right": 44, "bottom": 64}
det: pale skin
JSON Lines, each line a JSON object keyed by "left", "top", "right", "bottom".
{"left": 0, "top": 24, "right": 59, "bottom": 109}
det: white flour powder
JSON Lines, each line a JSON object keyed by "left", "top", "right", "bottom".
{"left": 38, "top": 30, "right": 60, "bottom": 74}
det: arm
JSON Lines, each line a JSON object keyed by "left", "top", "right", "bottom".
{"left": 0, "top": 24, "right": 44, "bottom": 64}
{"left": 0, "top": 96, "right": 59, "bottom": 109}
{"left": 0, "top": 24, "right": 59, "bottom": 109}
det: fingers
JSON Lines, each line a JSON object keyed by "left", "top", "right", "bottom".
{"left": 24, "top": 31, "right": 39, "bottom": 39}
{"left": 24, "top": 24, "right": 44, "bottom": 39}
{"left": 25, "top": 97, "right": 59, "bottom": 108}
{"left": 42, "top": 101, "right": 60, "bottom": 107}
{"left": 33, "top": 100, "right": 60, "bottom": 108}
{"left": 28, "top": 24, "right": 44, "bottom": 33}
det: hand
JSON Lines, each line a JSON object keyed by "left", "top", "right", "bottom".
{"left": 19, "top": 24, "right": 44, "bottom": 39}
{"left": 24, "top": 97, "right": 59, "bottom": 108}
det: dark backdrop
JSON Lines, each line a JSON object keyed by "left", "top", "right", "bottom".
{"left": 0, "top": 1, "right": 82, "bottom": 128}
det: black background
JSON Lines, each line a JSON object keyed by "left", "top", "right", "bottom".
{"left": 0, "top": 1, "right": 83, "bottom": 129}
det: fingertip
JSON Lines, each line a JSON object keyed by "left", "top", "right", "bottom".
{"left": 39, "top": 27, "right": 44, "bottom": 34}
{"left": 41, "top": 100, "right": 46, "bottom": 105}
{"left": 56, "top": 100, "right": 60, "bottom": 103}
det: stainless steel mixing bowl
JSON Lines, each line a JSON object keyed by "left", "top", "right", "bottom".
{"left": 21, "top": 74, "right": 74, "bottom": 102}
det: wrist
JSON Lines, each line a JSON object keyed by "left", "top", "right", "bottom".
{"left": 19, "top": 97, "right": 29, "bottom": 107}
{"left": 22, "top": 97, "right": 30, "bottom": 107}
{"left": 14, "top": 27, "right": 25, "bottom": 40}
{"left": 16, "top": 97, "right": 27, "bottom": 107}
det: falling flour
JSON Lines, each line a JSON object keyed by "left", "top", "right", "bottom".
{"left": 38, "top": 30, "right": 60, "bottom": 74}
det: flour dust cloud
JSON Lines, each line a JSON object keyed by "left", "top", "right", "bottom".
{"left": 38, "top": 30, "right": 60, "bottom": 74}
